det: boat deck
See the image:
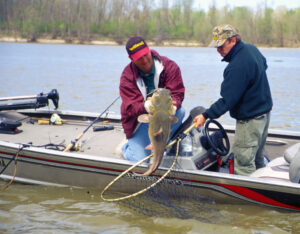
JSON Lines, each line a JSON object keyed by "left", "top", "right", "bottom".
{"left": 0, "top": 111, "right": 126, "bottom": 159}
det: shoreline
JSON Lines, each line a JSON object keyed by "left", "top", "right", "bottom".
{"left": 0, "top": 36, "right": 204, "bottom": 47}
{"left": 0, "top": 36, "right": 299, "bottom": 48}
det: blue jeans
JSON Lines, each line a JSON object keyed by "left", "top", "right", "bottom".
{"left": 122, "top": 108, "right": 185, "bottom": 162}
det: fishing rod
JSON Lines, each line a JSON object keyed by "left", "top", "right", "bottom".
{"left": 63, "top": 96, "right": 120, "bottom": 152}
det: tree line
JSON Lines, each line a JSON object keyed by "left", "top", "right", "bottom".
{"left": 0, "top": 0, "right": 299, "bottom": 47}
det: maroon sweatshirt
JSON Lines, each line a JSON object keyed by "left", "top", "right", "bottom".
{"left": 119, "top": 50, "right": 185, "bottom": 138}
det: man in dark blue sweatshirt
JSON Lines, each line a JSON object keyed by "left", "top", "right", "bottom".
{"left": 193, "top": 24, "right": 273, "bottom": 176}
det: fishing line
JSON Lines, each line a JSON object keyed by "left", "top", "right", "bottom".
{"left": 100, "top": 123, "right": 195, "bottom": 202}
{"left": 30, "top": 141, "right": 66, "bottom": 151}
{"left": 146, "top": 89, "right": 156, "bottom": 98}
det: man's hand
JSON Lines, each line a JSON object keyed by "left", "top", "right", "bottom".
{"left": 172, "top": 100, "right": 177, "bottom": 115}
{"left": 144, "top": 97, "right": 152, "bottom": 113}
{"left": 193, "top": 114, "right": 206, "bottom": 128}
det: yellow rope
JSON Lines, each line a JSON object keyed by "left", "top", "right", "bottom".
{"left": 100, "top": 123, "right": 195, "bottom": 202}
{"left": 2, "top": 146, "right": 22, "bottom": 191}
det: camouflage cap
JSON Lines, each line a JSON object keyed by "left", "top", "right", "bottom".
{"left": 208, "top": 24, "right": 239, "bottom": 48}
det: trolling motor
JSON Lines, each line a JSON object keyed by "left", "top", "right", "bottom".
{"left": 0, "top": 89, "right": 59, "bottom": 134}
{"left": 0, "top": 89, "right": 59, "bottom": 111}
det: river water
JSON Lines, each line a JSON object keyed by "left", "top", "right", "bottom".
{"left": 0, "top": 42, "right": 300, "bottom": 233}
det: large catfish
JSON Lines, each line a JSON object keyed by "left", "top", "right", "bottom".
{"left": 138, "top": 88, "right": 178, "bottom": 176}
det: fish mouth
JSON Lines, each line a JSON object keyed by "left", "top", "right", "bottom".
{"left": 151, "top": 89, "right": 172, "bottom": 107}
{"left": 153, "top": 88, "right": 171, "bottom": 96}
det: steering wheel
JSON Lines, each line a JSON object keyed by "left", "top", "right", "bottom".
{"left": 203, "top": 119, "right": 230, "bottom": 156}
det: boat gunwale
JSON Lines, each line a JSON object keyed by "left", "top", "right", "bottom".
{"left": 19, "top": 109, "right": 300, "bottom": 139}
{"left": 1, "top": 139, "right": 300, "bottom": 194}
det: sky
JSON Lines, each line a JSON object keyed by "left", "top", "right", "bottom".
{"left": 192, "top": 0, "right": 300, "bottom": 12}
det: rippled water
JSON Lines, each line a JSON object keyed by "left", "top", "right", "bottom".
{"left": 1, "top": 181, "right": 299, "bottom": 233}
{"left": 1, "top": 42, "right": 299, "bottom": 131}
{"left": 0, "top": 42, "right": 300, "bottom": 233}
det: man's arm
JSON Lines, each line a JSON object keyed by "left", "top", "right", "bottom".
{"left": 119, "top": 73, "right": 146, "bottom": 118}
{"left": 163, "top": 60, "right": 185, "bottom": 110}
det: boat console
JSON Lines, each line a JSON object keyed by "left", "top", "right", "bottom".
{"left": 162, "top": 127, "right": 217, "bottom": 170}
{"left": 162, "top": 119, "right": 230, "bottom": 171}
{"left": 160, "top": 106, "right": 230, "bottom": 171}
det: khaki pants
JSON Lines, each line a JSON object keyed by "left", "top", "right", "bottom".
{"left": 232, "top": 112, "right": 270, "bottom": 176}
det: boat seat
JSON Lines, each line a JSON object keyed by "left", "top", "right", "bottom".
{"left": 250, "top": 143, "right": 300, "bottom": 182}
{"left": 250, "top": 157, "right": 290, "bottom": 181}
{"left": 288, "top": 144, "right": 300, "bottom": 183}
{"left": 284, "top": 143, "right": 300, "bottom": 163}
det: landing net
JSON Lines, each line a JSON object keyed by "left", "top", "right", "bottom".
{"left": 100, "top": 147, "right": 221, "bottom": 220}
{"left": 100, "top": 123, "right": 221, "bottom": 220}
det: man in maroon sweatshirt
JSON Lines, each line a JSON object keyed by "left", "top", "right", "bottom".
{"left": 119, "top": 36, "right": 185, "bottom": 162}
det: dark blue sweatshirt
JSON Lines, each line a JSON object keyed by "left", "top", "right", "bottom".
{"left": 205, "top": 41, "right": 273, "bottom": 120}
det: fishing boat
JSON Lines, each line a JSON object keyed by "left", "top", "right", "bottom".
{"left": 0, "top": 90, "right": 299, "bottom": 211}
